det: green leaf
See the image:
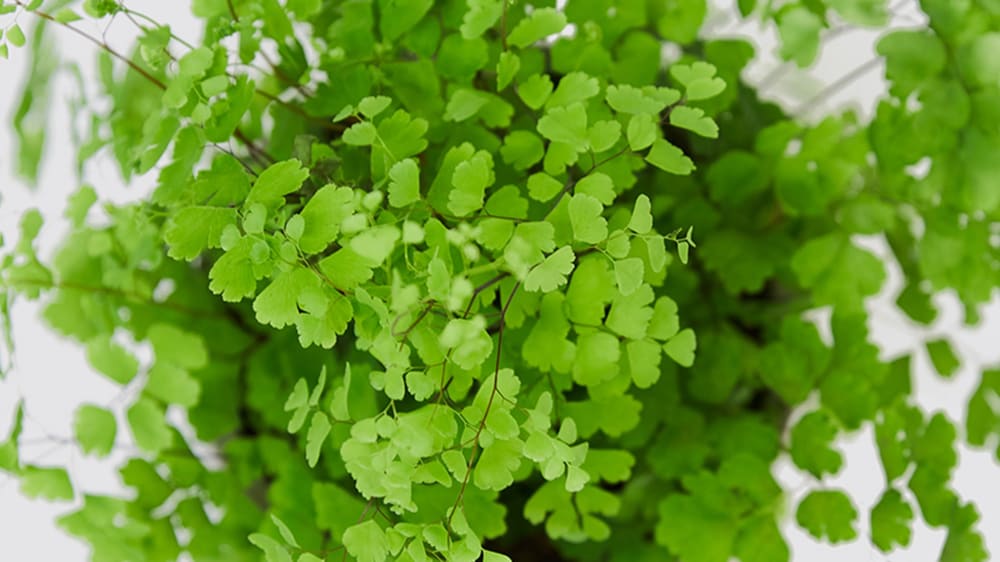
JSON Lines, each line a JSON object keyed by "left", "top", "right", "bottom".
{"left": 501, "top": 130, "right": 545, "bottom": 170}
{"left": 870, "top": 489, "right": 913, "bottom": 552}
{"left": 147, "top": 323, "right": 208, "bottom": 370}
{"left": 966, "top": 370, "right": 1000, "bottom": 447}
{"left": 778, "top": 6, "right": 822, "bottom": 67}
{"left": 358, "top": 95, "right": 392, "bottom": 119}
{"left": 388, "top": 158, "right": 421, "bottom": 207}
{"left": 940, "top": 504, "right": 988, "bottom": 562}
{"left": 588, "top": 119, "right": 621, "bottom": 153}
{"left": 706, "top": 150, "right": 768, "bottom": 206}
{"left": 74, "top": 405, "right": 117, "bottom": 458}
{"left": 827, "top": 0, "right": 888, "bottom": 25}
{"left": 648, "top": 297, "right": 680, "bottom": 340}
{"left": 497, "top": 51, "right": 519, "bottom": 91}
{"left": 646, "top": 139, "right": 695, "bottom": 175}
{"left": 306, "top": 412, "right": 331, "bottom": 467}
{"left": 165, "top": 207, "right": 237, "bottom": 260}
{"left": 669, "top": 106, "right": 719, "bottom": 138}
{"left": 449, "top": 151, "right": 494, "bottom": 216}
{"left": 627, "top": 114, "right": 658, "bottom": 151}
{"left": 475, "top": 439, "right": 523, "bottom": 490}
{"left": 655, "top": 494, "right": 739, "bottom": 562}
{"left": 791, "top": 233, "right": 885, "bottom": 311}
{"left": 54, "top": 9, "right": 82, "bottom": 23}
{"left": 270, "top": 513, "right": 301, "bottom": 548}
{"left": 343, "top": 520, "right": 389, "bottom": 562}
{"left": 246, "top": 159, "right": 309, "bottom": 207}
{"left": 524, "top": 246, "right": 575, "bottom": 292}
{"left": 349, "top": 225, "right": 401, "bottom": 266}
{"left": 656, "top": 0, "right": 706, "bottom": 44}
{"left": 537, "top": 103, "right": 589, "bottom": 151}
{"left": 440, "top": 318, "right": 494, "bottom": 370}
{"left": 758, "top": 317, "right": 831, "bottom": 404}
{"left": 178, "top": 46, "right": 213, "bottom": 79}
{"left": 568, "top": 194, "right": 608, "bottom": 244}
{"left": 298, "top": 185, "right": 353, "bottom": 254}
{"left": 663, "top": 328, "right": 696, "bottom": 367}
{"left": 670, "top": 62, "right": 726, "bottom": 100}
{"left": 7, "top": 24, "right": 25, "bottom": 48}
{"left": 318, "top": 248, "right": 374, "bottom": 290}
{"left": 607, "top": 285, "right": 654, "bottom": 340}
{"left": 249, "top": 533, "right": 293, "bottom": 562}
{"left": 85, "top": 336, "right": 139, "bottom": 385}
{"left": 145, "top": 362, "right": 201, "bottom": 407}
{"left": 606, "top": 84, "right": 670, "bottom": 114}
{"left": 614, "top": 258, "right": 645, "bottom": 296}
{"left": 343, "top": 122, "right": 377, "bottom": 145}
{"left": 64, "top": 185, "right": 97, "bottom": 228}
{"left": 127, "top": 398, "right": 173, "bottom": 454}
{"left": 461, "top": 0, "right": 502, "bottom": 39}
{"left": 796, "top": 489, "right": 858, "bottom": 543}
{"left": 483, "top": 551, "right": 513, "bottom": 562}
{"left": 565, "top": 464, "right": 590, "bottom": 492}
{"left": 527, "top": 172, "right": 564, "bottom": 202}
{"left": 790, "top": 410, "right": 843, "bottom": 478}
{"left": 576, "top": 173, "right": 615, "bottom": 205}
{"left": 582, "top": 449, "right": 635, "bottom": 484}
{"left": 20, "top": 466, "right": 73, "bottom": 501}
{"left": 253, "top": 268, "right": 315, "bottom": 329}
{"left": 958, "top": 32, "right": 1000, "bottom": 87}
{"left": 546, "top": 72, "right": 600, "bottom": 109}
{"left": 876, "top": 30, "right": 947, "bottom": 96}
{"left": 628, "top": 195, "right": 653, "bottom": 234}
{"left": 573, "top": 332, "right": 620, "bottom": 386}
{"left": 927, "top": 338, "right": 960, "bottom": 378}
{"left": 507, "top": 7, "right": 567, "bottom": 48}
{"left": 444, "top": 88, "right": 489, "bottom": 122}
{"left": 734, "top": 516, "right": 789, "bottom": 562}
{"left": 518, "top": 74, "right": 554, "bottom": 111}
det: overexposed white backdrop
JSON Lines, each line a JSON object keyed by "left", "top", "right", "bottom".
{"left": 1, "top": 1, "right": 998, "bottom": 561}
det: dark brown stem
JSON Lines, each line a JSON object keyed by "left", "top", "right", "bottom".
{"left": 446, "top": 280, "right": 521, "bottom": 530}
{"left": 16, "top": 0, "right": 276, "bottom": 166}
{"left": 500, "top": 0, "right": 509, "bottom": 51}
{"left": 462, "top": 272, "right": 509, "bottom": 319}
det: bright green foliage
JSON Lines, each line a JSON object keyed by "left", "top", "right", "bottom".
{"left": 966, "top": 370, "right": 1000, "bottom": 447}
{"left": 796, "top": 489, "right": 858, "bottom": 543}
{"left": 1, "top": 1, "right": 999, "bottom": 561}
{"left": 74, "top": 405, "right": 116, "bottom": 457}
{"left": 927, "top": 338, "right": 961, "bottom": 378}
{"left": 507, "top": 8, "right": 566, "bottom": 48}
{"left": 670, "top": 106, "right": 719, "bottom": 138}
{"left": 524, "top": 246, "right": 575, "bottom": 292}
{"left": 777, "top": 7, "right": 822, "bottom": 67}
{"left": 85, "top": 336, "right": 138, "bottom": 384}
{"left": 790, "top": 410, "right": 843, "bottom": 478}
{"left": 20, "top": 466, "right": 74, "bottom": 501}
{"left": 646, "top": 139, "right": 695, "bottom": 175}
{"left": 655, "top": 494, "right": 738, "bottom": 562}
{"left": 870, "top": 489, "right": 914, "bottom": 552}
{"left": 791, "top": 234, "right": 885, "bottom": 311}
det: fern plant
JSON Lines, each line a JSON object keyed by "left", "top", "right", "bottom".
{"left": 0, "top": 0, "right": 997, "bottom": 561}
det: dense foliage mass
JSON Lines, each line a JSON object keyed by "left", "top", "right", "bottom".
{"left": 1, "top": 0, "right": 999, "bottom": 560}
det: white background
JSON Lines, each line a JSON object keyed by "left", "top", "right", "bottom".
{"left": 1, "top": 1, "right": 998, "bottom": 561}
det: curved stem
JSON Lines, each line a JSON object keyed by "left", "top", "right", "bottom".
{"left": 446, "top": 280, "right": 521, "bottom": 530}
{"left": 14, "top": 0, "right": 276, "bottom": 166}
